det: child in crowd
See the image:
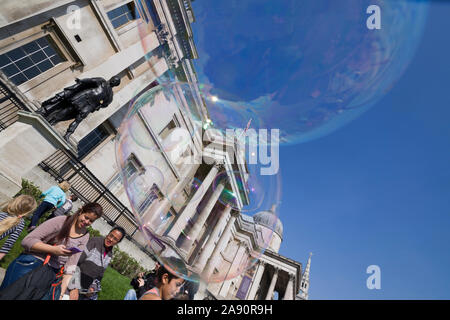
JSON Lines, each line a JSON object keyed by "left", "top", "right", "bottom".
{"left": 28, "top": 181, "right": 71, "bottom": 232}
{"left": 0, "top": 195, "right": 37, "bottom": 262}
{"left": 47, "top": 194, "right": 78, "bottom": 220}
{"left": 140, "top": 257, "right": 187, "bottom": 301}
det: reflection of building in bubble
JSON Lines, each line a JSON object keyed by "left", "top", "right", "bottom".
{"left": 0, "top": 0, "right": 311, "bottom": 300}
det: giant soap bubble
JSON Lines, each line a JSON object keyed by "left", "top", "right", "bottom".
{"left": 118, "top": 0, "right": 429, "bottom": 287}
{"left": 115, "top": 82, "right": 282, "bottom": 284}
{"left": 190, "top": 0, "right": 429, "bottom": 144}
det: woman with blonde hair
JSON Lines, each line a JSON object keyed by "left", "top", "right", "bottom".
{"left": 28, "top": 181, "right": 70, "bottom": 232}
{"left": 0, "top": 195, "right": 37, "bottom": 261}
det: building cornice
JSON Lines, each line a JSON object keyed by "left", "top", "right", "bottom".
{"left": 263, "top": 249, "right": 303, "bottom": 294}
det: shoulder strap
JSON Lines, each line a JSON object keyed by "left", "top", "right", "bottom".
{"left": 43, "top": 253, "right": 51, "bottom": 265}
{"left": 44, "top": 243, "right": 59, "bottom": 265}
{"left": 142, "top": 287, "right": 160, "bottom": 298}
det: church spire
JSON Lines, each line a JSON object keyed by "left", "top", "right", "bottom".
{"left": 270, "top": 203, "right": 278, "bottom": 213}
{"left": 299, "top": 252, "right": 312, "bottom": 300}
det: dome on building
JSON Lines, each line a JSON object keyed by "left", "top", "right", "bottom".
{"left": 253, "top": 205, "right": 283, "bottom": 239}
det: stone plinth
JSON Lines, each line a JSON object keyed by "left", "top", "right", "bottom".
{"left": 0, "top": 111, "right": 75, "bottom": 201}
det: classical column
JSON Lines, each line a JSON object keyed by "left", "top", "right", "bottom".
{"left": 202, "top": 210, "right": 240, "bottom": 280}
{"left": 282, "top": 273, "right": 295, "bottom": 300}
{"left": 166, "top": 164, "right": 221, "bottom": 242}
{"left": 247, "top": 261, "right": 266, "bottom": 300}
{"left": 218, "top": 241, "right": 247, "bottom": 297}
{"left": 265, "top": 268, "right": 279, "bottom": 300}
{"left": 180, "top": 181, "right": 225, "bottom": 253}
{"left": 147, "top": 164, "right": 199, "bottom": 232}
{"left": 193, "top": 204, "right": 232, "bottom": 270}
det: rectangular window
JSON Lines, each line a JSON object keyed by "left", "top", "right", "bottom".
{"left": 154, "top": 206, "right": 175, "bottom": 235}
{"left": 0, "top": 36, "right": 66, "bottom": 86}
{"left": 124, "top": 154, "right": 140, "bottom": 180}
{"left": 107, "top": 153, "right": 141, "bottom": 195}
{"left": 124, "top": 160, "right": 138, "bottom": 179}
{"left": 134, "top": 0, "right": 149, "bottom": 23}
{"left": 107, "top": 2, "right": 141, "bottom": 29}
{"left": 137, "top": 183, "right": 163, "bottom": 216}
{"left": 106, "top": 173, "right": 123, "bottom": 195}
{"left": 77, "top": 123, "right": 112, "bottom": 159}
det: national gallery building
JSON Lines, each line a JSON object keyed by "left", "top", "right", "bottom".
{"left": 0, "top": 0, "right": 310, "bottom": 300}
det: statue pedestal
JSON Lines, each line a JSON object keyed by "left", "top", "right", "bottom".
{"left": 0, "top": 111, "right": 77, "bottom": 201}
{"left": 17, "top": 111, "right": 78, "bottom": 154}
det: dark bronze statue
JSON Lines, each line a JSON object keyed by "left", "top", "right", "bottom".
{"left": 37, "top": 76, "right": 121, "bottom": 141}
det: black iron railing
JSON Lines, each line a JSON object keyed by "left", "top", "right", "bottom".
{"left": 0, "top": 76, "right": 30, "bottom": 132}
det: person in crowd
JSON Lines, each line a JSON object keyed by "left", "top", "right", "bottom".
{"left": 0, "top": 203, "right": 103, "bottom": 299}
{"left": 0, "top": 195, "right": 37, "bottom": 263}
{"left": 140, "top": 257, "right": 187, "bottom": 301}
{"left": 124, "top": 261, "right": 160, "bottom": 300}
{"left": 67, "top": 226, "right": 126, "bottom": 300}
{"left": 28, "top": 181, "right": 71, "bottom": 232}
{"left": 170, "top": 272, "right": 199, "bottom": 300}
{"left": 183, "top": 273, "right": 200, "bottom": 300}
{"left": 46, "top": 194, "right": 78, "bottom": 220}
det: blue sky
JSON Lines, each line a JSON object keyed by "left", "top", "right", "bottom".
{"left": 278, "top": 2, "right": 450, "bottom": 299}
{"left": 191, "top": 1, "right": 450, "bottom": 299}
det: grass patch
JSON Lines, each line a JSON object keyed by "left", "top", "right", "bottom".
{"left": 98, "top": 267, "right": 132, "bottom": 300}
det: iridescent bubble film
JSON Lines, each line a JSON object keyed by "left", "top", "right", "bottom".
{"left": 122, "top": 0, "right": 429, "bottom": 286}
{"left": 191, "top": 0, "right": 429, "bottom": 145}
{"left": 116, "top": 83, "right": 282, "bottom": 283}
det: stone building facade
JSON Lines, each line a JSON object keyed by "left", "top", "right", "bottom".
{"left": 0, "top": 0, "right": 311, "bottom": 299}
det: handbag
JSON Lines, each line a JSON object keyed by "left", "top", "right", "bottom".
{"left": 0, "top": 254, "right": 43, "bottom": 290}
{"left": 0, "top": 252, "right": 63, "bottom": 300}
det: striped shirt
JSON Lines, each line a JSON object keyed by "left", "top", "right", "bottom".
{"left": 0, "top": 212, "right": 25, "bottom": 254}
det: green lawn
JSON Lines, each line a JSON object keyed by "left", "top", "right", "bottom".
{"left": 98, "top": 267, "right": 132, "bottom": 300}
